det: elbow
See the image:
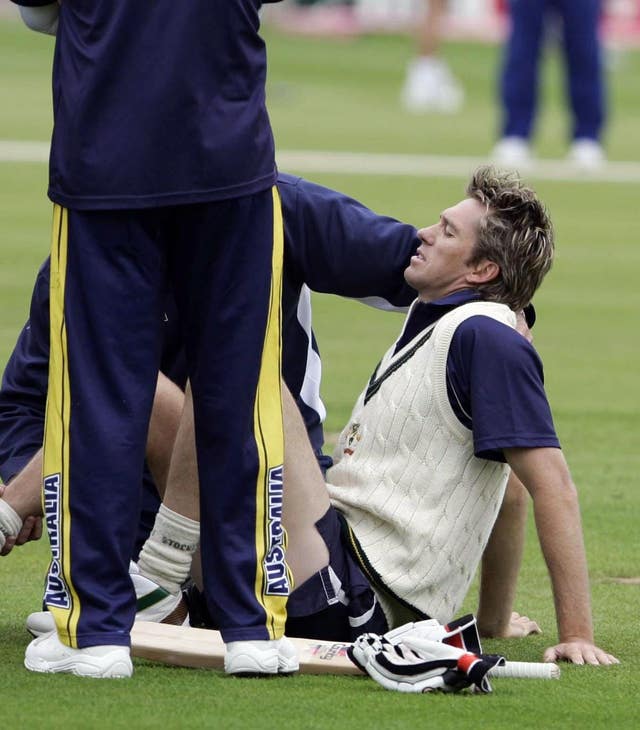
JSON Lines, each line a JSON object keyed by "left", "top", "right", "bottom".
{"left": 500, "top": 471, "right": 529, "bottom": 514}
{"left": 19, "top": 4, "right": 59, "bottom": 36}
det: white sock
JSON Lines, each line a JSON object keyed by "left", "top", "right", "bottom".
{"left": 409, "top": 55, "right": 446, "bottom": 75}
{"left": 0, "top": 499, "right": 23, "bottom": 549}
{"left": 137, "top": 504, "right": 199, "bottom": 594}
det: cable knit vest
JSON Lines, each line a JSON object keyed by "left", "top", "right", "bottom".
{"left": 326, "top": 301, "right": 515, "bottom": 626}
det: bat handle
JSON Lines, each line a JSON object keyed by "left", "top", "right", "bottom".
{"left": 489, "top": 661, "right": 560, "bottom": 679}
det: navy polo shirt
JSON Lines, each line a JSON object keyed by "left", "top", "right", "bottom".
{"left": 393, "top": 290, "right": 560, "bottom": 462}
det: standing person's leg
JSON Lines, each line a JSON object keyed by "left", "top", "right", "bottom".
{"left": 494, "top": 0, "right": 546, "bottom": 163}
{"left": 26, "top": 206, "right": 167, "bottom": 676}
{"left": 169, "top": 189, "right": 290, "bottom": 666}
{"left": 559, "top": 0, "right": 606, "bottom": 163}
{"left": 401, "top": 0, "right": 464, "bottom": 114}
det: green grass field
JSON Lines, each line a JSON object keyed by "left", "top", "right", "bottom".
{"left": 1, "top": 15, "right": 639, "bottom": 729}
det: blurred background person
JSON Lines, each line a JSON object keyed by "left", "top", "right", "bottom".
{"left": 492, "top": 0, "right": 607, "bottom": 168}
{"left": 265, "top": 0, "right": 360, "bottom": 37}
{"left": 401, "top": 0, "right": 464, "bottom": 113}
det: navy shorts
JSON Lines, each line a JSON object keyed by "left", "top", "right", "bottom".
{"left": 284, "top": 506, "right": 388, "bottom": 642}
{"left": 186, "top": 506, "right": 388, "bottom": 642}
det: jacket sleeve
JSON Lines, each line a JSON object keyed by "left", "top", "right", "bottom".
{"left": 278, "top": 173, "right": 418, "bottom": 308}
{"left": 0, "top": 259, "right": 51, "bottom": 483}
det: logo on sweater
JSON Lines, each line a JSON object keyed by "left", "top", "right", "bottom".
{"left": 343, "top": 422, "right": 362, "bottom": 456}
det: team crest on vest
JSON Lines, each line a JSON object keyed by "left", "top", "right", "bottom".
{"left": 43, "top": 473, "right": 71, "bottom": 609}
{"left": 343, "top": 422, "right": 363, "bottom": 456}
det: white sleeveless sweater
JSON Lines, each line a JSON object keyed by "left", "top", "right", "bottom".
{"left": 326, "top": 301, "right": 515, "bottom": 625}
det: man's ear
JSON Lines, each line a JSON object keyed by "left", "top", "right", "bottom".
{"left": 466, "top": 259, "right": 499, "bottom": 284}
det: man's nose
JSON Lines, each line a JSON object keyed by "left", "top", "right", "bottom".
{"left": 417, "top": 226, "right": 435, "bottom": 244}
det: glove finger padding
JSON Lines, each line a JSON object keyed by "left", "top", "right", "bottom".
{"left": 348, "top": 614, "right": 482, "bottom": 672}
{"left": 365, "top": 637, "right": 506, "bottom": 694}
{"left": 348, "top": 632, "right": 388, "bottom": 671}
{"left": 442, "top": 613, "right": 483, "bottom": 654}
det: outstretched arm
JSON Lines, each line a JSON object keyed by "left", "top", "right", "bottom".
{"left": 505, "top": 446, "right": 618, "bottom": 665}
{"left": 477, "top": 472, "right": 541, "bottom": 638}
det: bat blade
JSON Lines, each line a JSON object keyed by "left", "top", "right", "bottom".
{"left": 131, "top": 621, "right": 362, "bottom": 675}
{"left": 131, "top": 622, "right": 559, "bottom": 679}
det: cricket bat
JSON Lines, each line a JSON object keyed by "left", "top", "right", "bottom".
{"left": 131, "top": 621, "right": 560, "bottom": 679}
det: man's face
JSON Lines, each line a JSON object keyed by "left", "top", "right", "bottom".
{"left": 404, "top": 197, "right": 486, "bottom": 302}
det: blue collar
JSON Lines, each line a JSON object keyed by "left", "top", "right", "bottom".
{"left": 410, "top": 289, "right": 482, "bottom": 328}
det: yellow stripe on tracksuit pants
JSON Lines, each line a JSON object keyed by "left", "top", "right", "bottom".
{"left": 43, "top": 205, "right": 82, "bottom": 646}
{"left": 252, "top": 187, "right": 291, "bottom": 639}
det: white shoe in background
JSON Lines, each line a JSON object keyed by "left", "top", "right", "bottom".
{"left": 491, "top": 137, "right": 533, "bottom": 169}
{"left": 25, "top": 631, "right": 132, "bottom": 678}
{"left": 25, "top": 611, "right": 55, "bottom": 637}
{"left": 567, "top": 138, "right": 605, "bottom": 169}
{"left": 225, "top": 636, "right": 299, "bottom": 676}
{"left": 401, "top": 57, "right": 464, "bottom": 114}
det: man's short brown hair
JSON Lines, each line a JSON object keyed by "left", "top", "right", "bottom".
{"left": 466, "top": 166, "right": 555, "bottom": 311}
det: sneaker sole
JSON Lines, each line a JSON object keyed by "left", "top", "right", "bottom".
{"left": 24, "top": 654, "right": 132, "bottom": 678}
{"left": 225, "top": 654, "right": 299, "bottom": 677}
{"left": 225, "top": 653, "right": 279, "bottom": 676}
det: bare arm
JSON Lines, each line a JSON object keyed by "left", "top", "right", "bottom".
{"left": 477, "top": 472, "right": 540, "bottom": 638}
{"left": 476, "top": 307, "right": 540, "bottom": 637}
{"left": 504, "top": 446, "right": 618, "bottom": 665}
{"left": 0, "top": 372, "right": 181, "bottom": 554}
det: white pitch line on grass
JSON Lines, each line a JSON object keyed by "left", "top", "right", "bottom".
{"left": 278, "top": 149, "right": 640, "bottom": 184}
{"left": 0, "top": 140, "right": 50, "bottom": 163}
{"left": 3, "top": 139, "right": 640, "bottom": 184}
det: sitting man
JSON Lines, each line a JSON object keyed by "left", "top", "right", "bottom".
{"left": 132, "top": 166, "right": 617, "bottom": 668}
{"left": 282, "top": 166, "right": 616, "bottom": 665}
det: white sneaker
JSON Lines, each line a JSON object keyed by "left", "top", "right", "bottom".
{"left": 129, "top": 561, "right": 189, "bottom": 625}
{"left": 491, "top": 137, "right": 533, "bottom": 169}
{"left": 567, "top": 138, "right": 605, "bottom": 169}
{"left": 25, "top": 631, "right": 132, "bottom": 678}
{"left": 224, "top": 637, "right": 299, "bottom": 676}
{"left": 26, "top": 562, "right": 188, "bottom": 638}
{"left": 401, "top": 57, "right": 464, "bottom": 114}
{"left": 26, "top": 611, "right": 55, "bottom": 637}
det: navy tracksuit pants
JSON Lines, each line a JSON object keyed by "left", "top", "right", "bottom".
{"left": 499, "top": 0, "right": 605, "bottom": 142}
{"left": 43, "top": 189, "right": 289, "bottom": 647}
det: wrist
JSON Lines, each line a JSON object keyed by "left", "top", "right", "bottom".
{"left": 477, "top": 615, "right": 510, "bottom": 638}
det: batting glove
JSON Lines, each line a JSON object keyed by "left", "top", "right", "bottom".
{"left": 365, "top": 637, "right": 505, "bottom": 694}
{"left": 348, "top": 613, "right": 482, "bottom": 671}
